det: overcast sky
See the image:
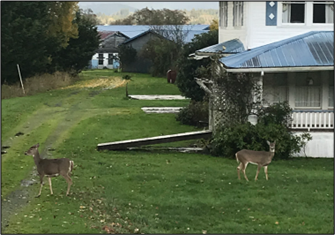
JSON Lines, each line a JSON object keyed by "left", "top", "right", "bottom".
{"left": 78, "top": 2, "right": 219, "bottom": 10}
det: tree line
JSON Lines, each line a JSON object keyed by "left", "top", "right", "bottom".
{"left": 1, "top": 2, "right": 100, "bottom": 85}
{"left": 107, "top": 7, "right": 218, "bottom": 25}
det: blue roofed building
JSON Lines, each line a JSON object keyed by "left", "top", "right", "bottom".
{"left": 90, "top": 24, "right": 210, "bottom": 71}
{"left": 96, "top": 24, "right": 210, "bottom": 38}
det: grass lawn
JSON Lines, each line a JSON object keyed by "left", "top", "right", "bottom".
{"left": 1, "top": 70, "right": 334, "bottom": 234}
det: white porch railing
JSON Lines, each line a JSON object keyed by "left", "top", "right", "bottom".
{"left": 290, "top": 110, "right": 334, "bottom": 130}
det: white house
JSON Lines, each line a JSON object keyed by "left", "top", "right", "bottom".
{"left": 207, "top": 1, "right": 334, "bottom": 158}
{"left": 90, "top": 31, "right": 128, "bottom": 69}
{"left": 219, "top": 1, "right": 333, "bottom": 49}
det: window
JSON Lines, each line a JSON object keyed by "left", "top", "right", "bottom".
{"left": 295, "top": 73, "right": 321, "bottom": 108}
{"left": 233, "top": 2, "right": 244, "bottom": 27}
{"left": 329, "top": 72, "right": 334, "bottom": 107}
{"left": 313, "top": 1, "right": 334, "bottom": 23}
{"left": 282, "top": 1, "right": 306, "bottom": 23}
{"left": 272, "top": 74, "right": 288, "bottom": 103}
{"left": 108, "top": 54, "right": 114, "bottom": 65}
{"left": 220, "top": 2, "right": 228, "bottom": 28}
{"left": 263, "top": 74, "right": 288, "bottom": 105}
{"left": 98, "top": 53, "right": 104, "bottom": 65}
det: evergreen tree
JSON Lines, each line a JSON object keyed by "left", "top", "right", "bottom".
{"left": 176, "top": 30, "right": 218, "bottom": 101}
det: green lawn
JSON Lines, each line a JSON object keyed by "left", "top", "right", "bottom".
{"left": 1, "top": 70, "right": 334, "bottom": 234}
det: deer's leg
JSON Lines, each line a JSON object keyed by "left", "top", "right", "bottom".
{"left": 264, "top": 166, "right": 268, "bottom": 180}
{"left": 61, "top": 174, "right": 73, "bottom": 196}
{"left": 237, "top": 163, "right": 243, "bottom": 180}
{"left": 36, "top": 175, "right": 44, "bottom": 198}
{"left": 48, "top": 177, "right": 53, "bottom": 195}
{"left": 243, "top": 162, "right": 249, "bottom": 181}
{"left": 255, "top": 165, "right": 262, "bottom": 181}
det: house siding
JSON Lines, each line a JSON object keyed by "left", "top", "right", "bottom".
{"left": 91, "top": 53, "right": 119, "bottom": 69}
{"left": 122, "top": 32, "right": 162, "bottom": 73}
{"left": 126, "top": 32, "right": 160, "bottom": 51}
{"left": 219, "top": 2, "right": 249, "bottom": 48}
{"left": 219, "top": 2, "right": 334, "bottom": 49}
{"left": 103, "top": 34, "right": 128, "bottom": 48}
{"left": 292, "top": 132, "right": 333, "bottom": 158}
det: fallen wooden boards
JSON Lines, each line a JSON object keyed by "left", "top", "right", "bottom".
{"left": 141, "top": 107, "right": 183, "bottom": 113}
{"left": 129, "top": 95, "right": 188, "bottom": 100}
{"left": 97, "top": 130, "right": 212, "bottom": 150}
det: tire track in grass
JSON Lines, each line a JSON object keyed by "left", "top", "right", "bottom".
{"left": 1, "top": 91, "right": 94, "bottom": 230}
{"left": 2, "top": 82, "right": 133, "bottom": 231}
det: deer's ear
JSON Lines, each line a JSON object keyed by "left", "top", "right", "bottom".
{"left": 273, "top": 141, "right": 276, "bottom": 144}
{"left": 266, "top": 140, "right": 270, "bottom": 145}
{"left": 36, "top": 143, "right": 40, "bottom": 147}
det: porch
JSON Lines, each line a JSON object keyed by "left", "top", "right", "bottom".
{"left": 290, "top": 110, "right": 334, "bottom": 131}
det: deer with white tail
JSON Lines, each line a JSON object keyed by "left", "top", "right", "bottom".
{"left": 236, "top": 141, "right": 276, "bottom": 181}
{"left": 24, "top": 143, "right": 74, "bottom": 197}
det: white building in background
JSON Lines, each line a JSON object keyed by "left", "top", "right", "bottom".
{"left": 91, "top": 53, "right": 120, "bottom": 69}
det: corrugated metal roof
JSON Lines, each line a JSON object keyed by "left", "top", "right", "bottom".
{"left": 99, "top": 31, "right": 116, "bottom": 40}
{"left": 220, "top": 31, "right": 334, "bottom": 69}
{"left": 196, "top": 39, "right": 245, "bottom": 55}
{"left": 122, "top": 29, "right": 208, "bottom": 45}
{"left": 122, "top": 30, "right": 165, "bottom": 44}
{"left": 97, "top": 25, "right": 209, "bottom": 38}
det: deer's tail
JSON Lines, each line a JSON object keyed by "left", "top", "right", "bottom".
{"left": 70, "top": 160, "right": 74, "bottom": 172}
{"left": 235, "top": 153, "right": 239, "bottom": 163}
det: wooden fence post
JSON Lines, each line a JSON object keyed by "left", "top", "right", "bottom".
{"left": 16, "top": 64, "right": 25, "bottom": 94}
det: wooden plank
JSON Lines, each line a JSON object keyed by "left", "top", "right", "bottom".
{"left": 141, "top": 107, "right": 183, "bottom": 113}
{"left": 129, "top": 95, "right": 188, "bottom": 100}
{"left": 97, "top": 130, "right": 212, "bottom": 150}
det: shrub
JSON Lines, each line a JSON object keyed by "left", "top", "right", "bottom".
{"left": 257, "top": 101, "right": 293, "bottom": 126}
{"left": 175, "top": 30, "right": 218, "bottom": 101}
{"left": 176, "top": 100, "right": 208, "bottom": 127}
{"left": 210, "top": 122, "right": 311, "bottom": 160}
{"left": 122, "top": 75, "right": 132, "bottom": 80}
{"left": 210, "top": 102, "right": 312, "bottom": 159}
{"left": 118, "top": 45, "right": 137, "bottom": 66}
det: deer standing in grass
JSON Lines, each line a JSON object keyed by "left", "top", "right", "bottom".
{"left": 236, "top": 141, "right": 276, "bottom": 181}
{"left": 25, "top": 143, "right": 74, "bottom": 197}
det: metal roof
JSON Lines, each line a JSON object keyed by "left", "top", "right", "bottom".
{"left": 122, "top": 30, "right": 166, "bottom": 44}
{"left": 99, "top": 31, "right": 116, "bottom": 40}
{"left": 220, "top": 31, "right": 334, "bottom": 69}
{"left": 122, "top": 29, "right": 208, "bottom": 45}
{"left": 188, "top": 39, "right": 245, "bottom": 60}
{"left": 96, "top": 25, "right": 209, "bottom": 38}
{"left": 196, "top": 39, "right": 245, "bottom": 55}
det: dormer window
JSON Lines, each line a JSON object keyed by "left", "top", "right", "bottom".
{"left": 219, "top": 2, "right": 228, "bottom": 28}
{"left": 313, "top": 1, "right": 334, "bottom": 23}
{"left": 282, "top": 1, "right": 306, "bottom": 23}
{"left": 281, "top": 1, "right": 334, "bottom": 24}
{"left": 233, "top": 2, "right": 244, "bottom": 27}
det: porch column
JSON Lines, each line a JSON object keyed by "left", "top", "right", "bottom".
{"left": 321, "top": 71, "right": 329, "bottom": 110}
{"left": 287, "top": 73, "right": 295, "bottom": 109}
{"left": 256, "top": 75, "right": 263, "bottom": 105}
{"left": 208, "top": 96, "right": 213, "bottom": 131}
